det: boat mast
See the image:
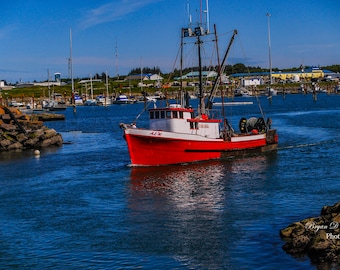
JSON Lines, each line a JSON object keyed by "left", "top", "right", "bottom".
{"left": 70, "top": 28, "right": 74, "bottom": 95}
{"left": 182, "top": 0, "right": 209, "bottom": 115}
{"left": 115, "top": 38, "right": 119, "bottom": 80}
{"left": 267, "top": 13, "right": 272, "bottom": 92}
{"left": 198, "top": 0, "right": 206, "bottom": 115}
{"left": 104, "top": 71, "right": 108, "bottom": 106}
{"left": 180, "top": 28, "right": 185, "bottom": 107}
{"left": 197, "top": 34, "right": 204, "bottom": 115}
{"left": 90, "top": 74, "right": 93, "bottom": 100}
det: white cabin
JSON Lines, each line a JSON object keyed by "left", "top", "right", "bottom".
{"left": 149, "top": 104, "right": 221, "bottom": 139}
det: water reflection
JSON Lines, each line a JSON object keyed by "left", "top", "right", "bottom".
{"left": 128, "top": 154, "right": 277, "bottom": 269}
{"left": 0, "top": 147, "right": 60, "bottom": 163}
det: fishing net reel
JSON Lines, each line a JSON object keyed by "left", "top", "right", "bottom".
{"left": 239, "top": 117, "right": 269, "bottom": 134}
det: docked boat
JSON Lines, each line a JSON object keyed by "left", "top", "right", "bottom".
{"left": 43, "top": 100, "right": 67, "bottom": 111}
{"left": 120, "top": 21, "right": 278, "bottom": 166}
{"left": 73, "top": 94, "right": 84, "bottom": 105}
{"left": 113, "top": 94, "right": 136, "bottom": 105}
{"left": 96, "top": 95, "right": 112, "bottom": 106}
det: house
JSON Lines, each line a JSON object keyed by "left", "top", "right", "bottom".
{"left": 125, "top": 74, "right": 149, "bottom": 81}
{"left": 125, "top": 73, "right": 164, "bottom": 81}
{"left": 178, "top": 71, "right": 218, "bottom": 80}
{"left": 241, "top": 78, "right": 262, "bottom": 87}
{"left": 149, "top": 74, "right": 163, "bottom": 81}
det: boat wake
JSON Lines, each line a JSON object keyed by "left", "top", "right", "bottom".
{"left": 278, "top": 138, "right": 339, "bottom": 150}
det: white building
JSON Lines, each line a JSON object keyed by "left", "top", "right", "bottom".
{"left": 241, "top": 78, "right": 262, "bottom": 87}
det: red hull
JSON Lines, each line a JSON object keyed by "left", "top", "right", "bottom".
{"left": 124, "top": 131, "right": 277, "bottom": 166}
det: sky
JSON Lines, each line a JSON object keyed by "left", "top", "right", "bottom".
{"left": 1, "top": 0, "right": 339, "bottom": 83}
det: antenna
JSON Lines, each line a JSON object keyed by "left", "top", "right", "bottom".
{"left": 205, "top": 0, "right": 210, "bottom": 34}
{"left": 187, "top": 0, "right": 192, "bottom": 25}
{"left": 115, "top": 38, "right": 119, "bottom": 79}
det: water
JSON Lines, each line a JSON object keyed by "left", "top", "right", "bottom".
{"left": 1, "top": 94, "right": 340, "bottom": 269}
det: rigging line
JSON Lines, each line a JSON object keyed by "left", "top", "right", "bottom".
{"left": 166, "top": 41, "right": 182, "bottom": 84}
{"left": 235, "top": 34, "right": 251, "bottom": 73}
{"left": 234, "top": 34, "right": 268, "bottom": 127}
{"left": 133, "top": 101, "right": 155, "bottom": 124}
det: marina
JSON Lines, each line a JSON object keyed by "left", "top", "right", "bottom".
{"left": 1, "top": 93, "right": 340, "bottom": 269}
{"left": 1, "top": 1, "right": 340, "bottom": 269}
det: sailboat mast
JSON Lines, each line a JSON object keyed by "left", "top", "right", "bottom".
{"left": 90, "top": 74, "right": 93, "bottom": 100}
{"left": 267, "top": 13, "right": 272, "bottom": 86}
{"left": 115, "top": 38, "right": 119, "bottom": 80}
{"left": 105, "top": 71, "right": 109, "bottom": 106}
{"left": 70, "top": 28, "right": 74, "bottom": 93}
{"left": 47, "top": 69, "right": 50, "bottom": 100}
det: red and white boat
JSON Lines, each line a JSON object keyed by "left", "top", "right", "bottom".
{"left": 120, "top": 21, "right": 278, "bottom": 166}
{"left": 120, "top": 103, "right": 278, "bottom": 166}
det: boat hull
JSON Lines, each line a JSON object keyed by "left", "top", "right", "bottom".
{"left": 122, "top": 127, "right": 278, "bottom": 166}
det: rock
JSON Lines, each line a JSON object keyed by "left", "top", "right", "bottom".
{"left": 44, "top": 128, "right": 57, "bottom": 139}
{"left": 0, "top": 139, "right": 12, "bottom": 148}
{"left": 23, "top": 138, "right": 37, "bottom": 147}
{"left": 1, "top": 114, "right": 11, "bottom": 123}
{"left": 280, "top": 201, "right": 340, "bottom": 264}
{"left": 32, "top": 128, "right": 45, "bottom": 139}
{"left": 0, "top": 123, "right": 17, "bottom": 132}
{"left": 7, "top": 141, "right": 23, "bottom": 150}
{"left": 0, "top": 106, "right": 63, "bottom": 152}
{"left": 16, "top": 133, "right": 28, "bottom": 143}
{"left": 38, "top": 138, "right": 52, "bottom": 147}
{"left": 49, "top": 134, "right": 63, "bottom": 146}
{"left": 321, "top": 202, "right": 340, "bottom": 216}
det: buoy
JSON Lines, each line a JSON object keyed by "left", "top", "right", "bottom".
{"left": 34, "top": 149, "right": 40, "bottom": 156}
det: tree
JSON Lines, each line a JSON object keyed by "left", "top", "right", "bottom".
{"left": 129, "top": 66, "right": 162, "bottom": 75}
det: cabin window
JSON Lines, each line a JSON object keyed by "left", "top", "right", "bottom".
{"left": 150, "top": 111, "right": 154, "bottom": 119}
{"left": 179, "top": 111, "right": 183, "bottom": 119}
{"left": 161, "top": 111, "right": 165, "bottom": 118}
{"left": 190, "top": 121, "right": 198, "bottom": 130}
{"left": 172, "top": 111, "right": 178, "bottom": 118}
{"left": 166, "top": 111, "right": 171, "bottom": 118}
{"left": 155, "top": 111, "right": 160, "bottom": 119}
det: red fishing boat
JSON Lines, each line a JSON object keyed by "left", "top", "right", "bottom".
{"left": 120, "top": 21, "right": 278, "bottom": 166}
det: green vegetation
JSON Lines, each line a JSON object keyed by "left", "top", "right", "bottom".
{"left": 1, "top": 64, "right": 339, "bottom": 100}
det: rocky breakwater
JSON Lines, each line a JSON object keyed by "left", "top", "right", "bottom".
{"left": 280, "top": 201, "right": 340, "bottom": 264}
{"left": 0, "top": 106, "right": 63, "bottom": 151}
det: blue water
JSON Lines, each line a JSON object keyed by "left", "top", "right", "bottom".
{"left": 1, "top": 94, "right": 339, "bottom": 269}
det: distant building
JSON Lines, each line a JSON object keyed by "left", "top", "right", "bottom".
{"left": 54, "top": 72, "right": 61, "bottom": 82}
{"left": 149, "top": 74, "right": 163, "bottom": 81}
{"left": 271, "top": 67, "right": 324, "bottom": 81}
{"left": 241, "top": 78, "right": 262, "bottom": 87}
{"left": 78, "top": 79, "right": 102, "bottom": 84}
{"left": 231, "top": 67, "right": 338, "bottom": 84}
{"left": 125, "top": 73, "right": 164, "bottom": 81}
{"left": 178, "top": 71, "right": 218, "bottom": 80}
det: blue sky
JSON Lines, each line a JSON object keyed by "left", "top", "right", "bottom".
{"left": 1, "top": 0, "right": 339, "bottom": 83}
